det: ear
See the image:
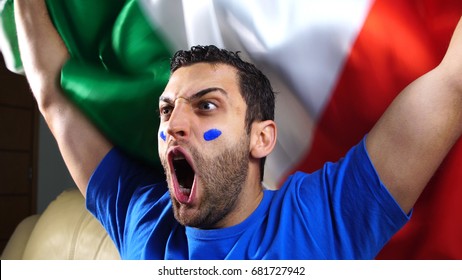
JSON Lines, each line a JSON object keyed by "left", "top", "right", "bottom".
{"left": 250, "top": 120, "right": 277, "bottom": 159}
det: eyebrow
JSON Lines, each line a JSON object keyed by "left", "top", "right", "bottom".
{"left": 159, "top": 87, "right": 228, "bottom": 104}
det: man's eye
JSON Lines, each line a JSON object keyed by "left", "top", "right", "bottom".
{"left": 198, "top": 101, "right": 217, "bottom": 111}
{"left": 160, "top": 106, "right": 173, "bottom": 117}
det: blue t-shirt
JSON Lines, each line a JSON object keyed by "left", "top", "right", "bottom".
{"left": 87, "top": 137, "right": 409, "bottom": 259}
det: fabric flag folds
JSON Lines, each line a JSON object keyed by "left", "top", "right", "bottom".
{"left": 1, "top": 0, "right": 461, "bottom": 259}
{"left": 0, "top": 0, "right": 172, "bottom": 168}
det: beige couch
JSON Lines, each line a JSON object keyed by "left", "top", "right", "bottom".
{"left": 1, "top": 188, "right": 120, "bottom": 260}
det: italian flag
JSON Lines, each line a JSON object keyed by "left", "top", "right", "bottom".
{"left": 1, "top": 0, "right": 461, "bottom": 259}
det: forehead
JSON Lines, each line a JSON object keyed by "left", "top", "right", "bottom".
{"left": 161, "top": 63, "right": 240, "bottom": 100}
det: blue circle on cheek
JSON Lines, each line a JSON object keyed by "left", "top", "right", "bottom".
{"left": 203, "top": 129, "right": 222, "bottom": 141}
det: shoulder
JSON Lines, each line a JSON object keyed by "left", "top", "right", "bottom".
{"left": 86, "top": 147, "right": 166, "bottom": 214}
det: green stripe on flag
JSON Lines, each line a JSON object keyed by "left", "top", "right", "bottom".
{"left": 0, "top": 0, "right": 23, "bottom": 73}
{"left": 1, "top": 0, "right": 173, "bottom": 168}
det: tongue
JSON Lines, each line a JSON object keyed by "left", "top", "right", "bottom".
{"left": 175, "top": 187, "right": 191, "bottom": 204}
{"left": 176, "top": 175, "right": 194, "bottom": 204}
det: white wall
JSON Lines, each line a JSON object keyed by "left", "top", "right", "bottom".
{"left": 36, "top": 116, "right": 75, "bottom": 213}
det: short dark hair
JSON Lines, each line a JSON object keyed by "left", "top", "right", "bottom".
{"left": 170, "top": 45, "right": 276, "bottom": 181}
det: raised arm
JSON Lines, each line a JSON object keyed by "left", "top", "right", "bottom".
{"left": 366, "top": 17, "right": 462, "bottom": 214}
{"left": 15, "top": 0, "right": 112, "bottom": 196}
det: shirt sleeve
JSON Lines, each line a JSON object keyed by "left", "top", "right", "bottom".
{"left": 86, "top": 147, "right": 167, "bottom": 250}
{"left": 296, "top": 136, "right": 410, "bottom": 259}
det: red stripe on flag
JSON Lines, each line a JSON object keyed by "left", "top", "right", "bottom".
{"left": 284, "top": 0, "right": 462, "bottom": 259}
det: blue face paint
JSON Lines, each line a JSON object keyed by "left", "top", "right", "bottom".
{"left": 159, "top": 131, "right": 166, "bottom": 142}
{"left": 203, "top": 129, "right": 222, "bottom": 141}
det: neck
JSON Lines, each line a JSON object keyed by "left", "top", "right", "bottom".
{"left": 213, "top": 162, "right": 264, "bottom": 228}
{"left": 213, "top": 184, "right": 264, "bottom": 229}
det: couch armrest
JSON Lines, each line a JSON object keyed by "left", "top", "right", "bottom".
{"left": 19, "top": 188, "right": 119, "bottom": 259}
{"left": 1, "top": 214, "right": 41, "bottom": 260}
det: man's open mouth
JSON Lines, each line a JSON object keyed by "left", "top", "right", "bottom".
{"left": 168, "top": 147, "right": 196, "bottom": 204}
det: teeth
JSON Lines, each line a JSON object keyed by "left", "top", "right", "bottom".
{"left": 173, "top": 154, "right": 185, "bottom": 160}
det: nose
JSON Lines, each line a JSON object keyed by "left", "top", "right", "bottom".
{"left": 166, "top": 101, "right": 191, "bottom": 141}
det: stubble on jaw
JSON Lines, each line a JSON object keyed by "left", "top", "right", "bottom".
{"left": 161, "top": 134, "right": 250, "bottom": 229}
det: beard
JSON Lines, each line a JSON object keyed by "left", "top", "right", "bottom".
{"left": 161, "top": 134, "right": 250, "bottom": 228}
